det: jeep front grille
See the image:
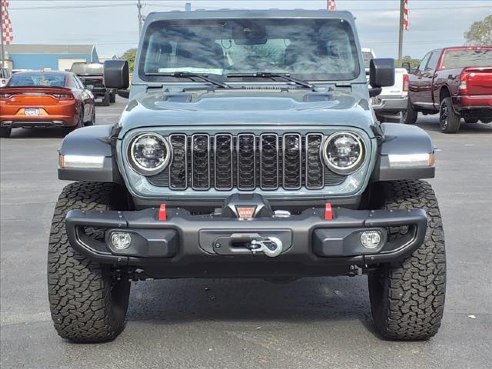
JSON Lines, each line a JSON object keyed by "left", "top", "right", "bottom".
{"left": 148, "top": 133, "right": 346, "bottom": 191}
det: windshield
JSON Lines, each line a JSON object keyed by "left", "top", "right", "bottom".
{"left": 441, "top": 48, "right": 492, "bottom": 69}
{"left": 7, "top": 72, "right": 66, "bottom": 87}
{"left": 139, "top": 18, "right": 360, "bottom": 81}
{"left": 70, "top": 63, "right": 104, "bottom": 74}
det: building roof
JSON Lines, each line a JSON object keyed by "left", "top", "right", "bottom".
{"left": 5, "top": 44, "right": 95, "bottom": 55}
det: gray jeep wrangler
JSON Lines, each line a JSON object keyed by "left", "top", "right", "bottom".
{"left": 48, "top": 10, "right": 445, "bottom": 342}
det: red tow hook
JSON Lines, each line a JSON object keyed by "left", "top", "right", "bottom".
{"left": 158, "top": 204, "right": 167, "bottom": 221}
{"left": 324, "top": 202, "right": 334, "bottom": 220}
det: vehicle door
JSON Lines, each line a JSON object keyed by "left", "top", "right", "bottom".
{"left": 423, "top": 51, "right": 442, "bottom": 109}
{"left": 410, "top": 52, "right": 434, "bottom": 109}
{"left": 74, "top": 76, "right": 94, "bottom": 122}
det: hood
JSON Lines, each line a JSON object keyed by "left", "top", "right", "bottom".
{"left": 118, "top": 89, "right": 373, "bottom": 135}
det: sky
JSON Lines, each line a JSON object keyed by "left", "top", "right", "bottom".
{"left": 5, "top": 0, "right": 492, "bottom": 59}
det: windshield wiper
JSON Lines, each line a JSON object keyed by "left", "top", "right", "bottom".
{"left": 145, "top": 72, "right": 231, "bottom": 89}
{"left": 226, "top": 72, "right": 314, "bottom": 89}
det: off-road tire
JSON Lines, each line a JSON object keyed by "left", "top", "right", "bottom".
{"left": 464, "top": 118, "right": 478, "bottom": 124}
{"left": 48, "top": 182, "right": 130, "bottom": 342}
{"left": 368, "top": 180, "right": 446, "bottom": 340}
{"left": 403, "top": 100, "right": 417, "bottom": 124}
{"left": 0, "top": 127, "right": 11, "bottom": 138}
{"left": 439, "top": 97, "right": 461, "bottom": 133}
{"left": 109, "top": 91, "right": 116, "bottom": 103}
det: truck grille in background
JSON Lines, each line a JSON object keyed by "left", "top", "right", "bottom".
{"left": 148, "top": 133, "right": 346, "bottom": 190}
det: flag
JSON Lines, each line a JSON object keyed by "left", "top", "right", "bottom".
{"left": 402, "top": 0, "right": 409, "bottom": 31}
{"left": 328, "top": 0, "right": 336, "bottom": 11}
{"left": 1, "top": 0, "right": 13, "bottom": 45}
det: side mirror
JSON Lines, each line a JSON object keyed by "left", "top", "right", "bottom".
{"left": 370, "top": 58, "right": 395, "bottom": 88}
{"left": 104, "top": 60, "right": 129, "bottom": 89}
{"left": 402, "top": 61, "right": 412, "bottom": 73}
{"left": 118, "top": 89, "right": 130, "bottom": 99}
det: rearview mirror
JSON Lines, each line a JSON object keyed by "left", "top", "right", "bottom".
{"left": 370, "top": 58, "right": 395, "bottom": 88}
{"left": 104, "top": 60, "right": 129, "bottom": 89}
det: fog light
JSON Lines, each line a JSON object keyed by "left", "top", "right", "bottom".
{"left": 360, "top": 231, "right": 382, "bottom": 249}
{"left": 110, "top": 232, "right": 132, "bottom": 250}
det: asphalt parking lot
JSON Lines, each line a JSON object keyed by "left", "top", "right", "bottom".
{"left": 1, "top": 98, "right": 491, "bottom": 369}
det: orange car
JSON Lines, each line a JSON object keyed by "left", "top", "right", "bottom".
{"left": 0, "top": 71, "right": 95, "bottom": 138}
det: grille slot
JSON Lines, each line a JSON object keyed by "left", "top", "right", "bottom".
{"left": 260, "top": 134, "right": 280, "bottom": 190}
{"left": 214, "top": 134, "right": 233, "bottom": 190}
{"left": 191, "top": 134, "right": 210, "bottom": 190}
{"left": 149, "top": 133, "right": 347, "bottom": 190}
{"left": 237, "top": 134, "right": 256, "bottom": 190}
{"left": 306, "top": 134, "right": 324, "bottom": 189}
{"left": 283, "top": 134, "right": 302, "bottom": 189}
{"left": 169, "top": 134, "right": 187, "bottom": 189}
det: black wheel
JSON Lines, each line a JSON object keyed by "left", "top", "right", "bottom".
{"left": 48, "top": 182, "right": 131, "bottom": 342}
{"left": 464, "top": 118, "right": 478, "bottom": 124}
{"left": 403, "top": 99, "right": 417, "bottom": 124}
{"left": 439, "top": 97, "right": 461, "bottom": 133}
{"left": 85, "top": 108, "right": 95, "bottom": 126}
{"left": 368, "top": 180, "right": 446, "bottom": 340}
{"left": 109, "top": 91, "right": 116, "bottom": 103}
{"left": 0, "top": 127, "right": 12, "bottom": 138}
{"left": 102, "top": 92, "right": 110, "bottom": 106}
{"left": 481, "top": 119, "right": 491, "bottom": 124}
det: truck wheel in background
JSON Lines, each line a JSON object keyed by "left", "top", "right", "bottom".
{"left": 48, "top": 182, "right": 131, "bottom": 343}
{"left": 102, "top": 92, "right": 110, "bottom": 106}
{"left": 439, "top": 97, "right": 461, "bottom": 133}
{"left": 0, "top": 127, "right": 12, "bottom": 138}
{"left": 109, "top": 90, "right": 116, "bottom": 103}
{"left": 403, "top": 100, "right": 417, "bottom": 124}
{"left": 368, "top": 180, "right": 446, "bottom": 340}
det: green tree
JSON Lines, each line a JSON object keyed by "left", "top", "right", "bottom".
{"left": 401, "top": 55, "right": 420, "bottom": 69}
{"left": 120, "top": 48, "right": 137, "bottom": 73}
{"left": 464, "top": 14, "right": 492, "bottom": 46}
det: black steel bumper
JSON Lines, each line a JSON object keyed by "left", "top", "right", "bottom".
{"left": 65, "top": 206, "right": 427, "bottom": 277}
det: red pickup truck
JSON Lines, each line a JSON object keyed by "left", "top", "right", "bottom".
{"left": 404, "top": 46, "right": 492, "bottom": 133}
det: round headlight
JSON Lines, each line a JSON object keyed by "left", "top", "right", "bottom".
{"left": 322, "top": 132, "right": 365, "bottom": 175}
{"left": 129, "top": 133, "right": 171, "bottom": 175}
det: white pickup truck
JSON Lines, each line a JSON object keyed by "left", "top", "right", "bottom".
{"left": 363, "top": 48, "right": 409, "bottom": 122}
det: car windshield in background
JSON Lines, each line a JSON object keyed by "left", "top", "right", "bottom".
{"left": 7, "top": 72, "right": 66, "bottom": 87}
{"left": 70, "top": 63, "right": 104, "bottom": 75}
{"left": 140, "top": 18, "right": 360, "bottom": 81}
{"left": 442, "top": 48, "right": 492, "bottom": 69}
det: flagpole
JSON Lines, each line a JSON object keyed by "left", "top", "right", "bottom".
{"left": 1, "top": 0, "right": 5, "bottom": 68}
{"left": 398, "top": 0, "right": 404, "bottom": 67}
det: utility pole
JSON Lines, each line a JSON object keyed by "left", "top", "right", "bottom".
{"left": 137, "top": 0, "right": 144, "bottom": 37}
{"left": 397, "top": 0, "right": 404, "bottom": 67}
{"left": 0, "top": 0, "right": 5, "bottom": 68}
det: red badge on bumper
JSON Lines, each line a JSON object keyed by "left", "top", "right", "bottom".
{"left": 236, "top": 206, "right": 257, "bottom": 219}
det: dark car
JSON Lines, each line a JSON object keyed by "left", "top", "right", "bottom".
{"left": 0, "top": 71, "right": 95, "bottom": 137}
{"left": 404, "top": 46, "right": 492, "bottom": 132}
{"left": 49, "top": 10, "right": 445, "bottom": 343}
{"left": 70, "top": 62, "right": 116, "bottom": 106}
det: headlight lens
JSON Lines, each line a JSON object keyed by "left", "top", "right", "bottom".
{"left": 322, "top": 132, "right": 365, "bottom": 175}
{"left": 129, "top": 133, "right": 171, "bottom": 175}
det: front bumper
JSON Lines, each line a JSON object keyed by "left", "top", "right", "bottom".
{"left": 65, "top": 206, "right": 427, "bottom": 278}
